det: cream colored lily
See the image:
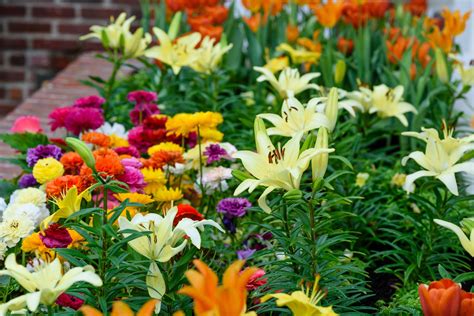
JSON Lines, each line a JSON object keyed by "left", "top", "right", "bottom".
{"left": 234, "top": 118, "right": 334, "bottom": 213}
{"left": 277, "top": 43, "right": 321, "bottom": 65}
{"left": 457, "top": 63, "right": 474, "bottom": 86}
{"left": 370, "top": 84, "right": 417, "bottom": 126}
{"left": 191, "top": 36, "right": 233, "bottom": 74}
{"left": 0, "top": 254, "right": 102, "bottom": 315}
{"left": 254, "top": 67, "right": 320, "bottom": 98}
{"left": 258, "top": 97, "right": 330, "bottom": 137}
{"left": 402, "top": 126, "right": 474, "bottom": 195}
{"left": 312, "top": 127, "right": 330, "bottom": 180}
{"left": 118, "top": 207, "right": 222, "bottom": 312}
{"left": 41, "top": 186, "right": 91, "bottom": 229}
{"left": 434, "top": 219, "right": 474, "bottom": 257}
{"left": 145, "top": 27, "right": 201, "bottom": 74}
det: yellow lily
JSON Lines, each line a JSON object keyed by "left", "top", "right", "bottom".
{"left": 145, "top": 27, "right": 201, "bottom": 74}
{"left": 402, "top": 126, "right": 474, "bottom": 195}
{"left": 457, "top": 63, "right": 474, "bottom": 86}
{"left": 118, "top": 207, "right": 222, "bottom": 312}
{"left": 264, "top": 56, "right": 290, "bottom": 73}
{"left": 258, "top": 97, "right": 330, "bottom": 137}
{"left": 41, "top": 186, "right": 91, "bottom": 229}
{"left": 254, "top": 67, "right": 320, "bottom": 98}
{"left": 277, "top": 43, "right": 321, "bottom": 65}
{"left": 81, "top": 300, "right": 158, "bottom": 316}
{"left": 234, "top": 118, "right": 334, "bottom": 213}
{"left": 0, "top": 254, "right": 102, "bottom": 315}
{"left": 261, "top": 274, "right": 338, "bottom": 316}
{"left": 369, "top": 84, "right": 417, "bottom": 127}
{"left": 191, "top": 36, "right": 233, "bottom": 74}
{"left": 434, "top": 218, "right": 474, "bottom": 257}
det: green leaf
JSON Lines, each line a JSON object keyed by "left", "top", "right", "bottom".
{"left": 0, "top": 133, "right": 49, "bottom": 153}
{"left": 438, "top": 264, "right": 452, "bottom": 279}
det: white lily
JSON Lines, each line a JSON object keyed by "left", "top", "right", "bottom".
{"left": 346, "top": 86, "right": 373, "bottom": 112}
{"left": 0, "top": 254, "right": 102, "bottom": 315}
{"left": 370, "top": 85, "right": 417, "bottom": 126}
{"left": 434, "top": 219, "right": 474, "bottom": 257}
{"left": 191, "top": 36, "right": 233, "bottom": 74}
{"left": 145, "top": 27, "right": 201, "bottom": 74}
{"left": 402, "top": 126, "right": 474, "bottom": 195}
{"left": 118, "top": 207, "right": 223, "bottom": 312}
{"left": 258, "top": 97, "right": 330, "bottom": 137}
{"left": 457, "top": 63, "right": 474, "bottom": 86}
{"left": 234, "top": 118, "right": 334, "bottom": 213}
{"left": 254, "top": 67, "right": 320, "bottom": 98}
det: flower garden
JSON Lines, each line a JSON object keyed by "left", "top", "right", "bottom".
{"left": 0, "top": 0, "right": 473, "bottom": 315}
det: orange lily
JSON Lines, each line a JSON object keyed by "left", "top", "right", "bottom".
{"left": 286, "top": 25, "right": 299, "bottom": 43}
{"left": 337, "top": 37, "right": 354, "bottom": 55}
{"left": 427, "top": 26, "right": 453, "bottom": 53}
{"left": 80, "top": 300, "right": 158, "bottom": 316}
{"left": 178, "top": 260, "right": 258, "bottom": 316}
{"left": 244, "top": 13, "right": 262, "bottom": 32}
{"left": 310, "top": 0, "right": 345, "bottom": 28}
{"left": 403, "top": 0, "right": 427, "bottom": 17}
{"left": 418, "top": 279, "right": 461, "bottom": 316}
{"left": 342, "top": 0, "right": 370, "bottom": 28}
{"left": 441, "top": 8, "right": 471, "bottom": 36}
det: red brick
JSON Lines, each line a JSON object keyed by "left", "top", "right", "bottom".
{"left": 32, "top": 6, "right": 75, "bottom": 18}
{"left": 31, "top": 55, "right": 51, "bottom": 67}
{"left": 0, "top": 38, "right": 28, "bottom": 49}
{"left": 0, "top": 104, "right": 15, "bottom": 117}
{"left": 114, "top": 0, "right": 140, "bottom": 4}
{"left": 8, "top": 22, "right": 51, "bottom": 33}
{"left": 33, "top": 39, "right": 80, "bottom": 50}
{"left": 9, "top": 54, "right": 26, "bottom": 66}
{"left": 0, "top": 5, "right": 26, "bottom": 16}
{"left": 0, "top": 71, "right": 24, "bottom": 82}
{"left": 58, "top": 23, "right": 91, "bottom": 35}
{"left": 81, "top": 7, "right": 122, "bottom": 19}
{"left": 81, "top": 41, "right": 104, "bottom": 51}
{"left": 8, "top": 88, "right": 23, "bottom": 101}
{"left": 51, "top": 55, "right": 74, "bottom": 70}
{"left": 0, "top": 88, "right": 5, "bottom": 99}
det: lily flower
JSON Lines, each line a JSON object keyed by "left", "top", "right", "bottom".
{"left": 402, "top": 126, "right": 474, "bottom": 195}
{"left": 178, "top": 259, "right": 258, "bottom": 316}
{"left": 258, "top": 97, "right": 330, "bottom": 137}
{"left": 277, "top": 43, "right": 321, "bottom": 66}
{"left": 261, "top": 274, "right": 338, "bottom": 315}
{"left": 80, "top": 299, "right": 158, "bottom": 316}
{"left": 190, "top": 36, "right": 233, "bottom": 74}
{"left": 145, "top": 28, "right": 201, "bottom": 74}
{"left": 370, "top": 84, "right": 417, "bottom": 126}
{"left": 234, "top": 118, "right": 334, "bottom": 213}
{"left": 41, "top": 186, "right": 91, "bottom": 229}
{"left": 434, "top": 219, "right": 474, "bottom": 257}
{"left": 0, "top": 254, "right": 102, "bottom": 314}
{"left": 254, "top": 67, "right": 320, "bottom": 98}
{"left": 118, "top": 207, "right": 223, "bottom": 312}
{"left": 457, "top": 63, "right": 474, "bottom": 86}
{"left": 418, "top": 278, "right": 462, "bottom": 316}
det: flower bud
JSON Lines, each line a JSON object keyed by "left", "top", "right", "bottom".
{"left": 435, "top": 48, "right": 449, "bottom": 83}
{"left": 232, "top": 170, "right": 252, "bottom": 182}
{"left": 312, "top": 127, "right": 329, "bottom": 181}
{"left": 461, "top": 217, "right": 474, "bottom": 234}
{"left": 325, "top": 88, "right": 339, "bottom": 132}
{"left": 168, "top": 11, "right": 182, "bottom": 40}
{"left": 283, "top": 189, "right": 302, "bottom": 200}
{"left": 66, "top": 137, "right": 96, "bottom": 172}
{"left": 334, "top": 60, "right": 346, "bottom": 85}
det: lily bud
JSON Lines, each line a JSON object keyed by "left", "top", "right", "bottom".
{"left": 66, "top": 137, "right": 96, "bottom": 172}
{"left": 283, "top": 189, "right": 302, "bottom": 200}
{"left": 254, "top": 117, "right": 272, "bottom": 154}
{"left": 168, "top": 11, "right": 182, "bottom": 40}
{"left": 325, "top": 88, "right": 339, "bottom": 132}
{"left": 435, "top": 48, "right": 449, "bottom": 83}
{"left": 334, "top": 60, "right": 346, "bottom": 85}
{"left": 312, "top": 127, "right": 329, "bottom": 181}
{"left": 232, "top": 170, "right": 253, "bottom": 182}
{"left": 461, "top": 217, "right": 474, "bottom": 234}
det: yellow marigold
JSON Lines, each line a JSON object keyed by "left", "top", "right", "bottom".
{"left": 81, "top": 131, "right": 111, "bottom": 148}
{"left": 114, "top": 192, "right": 154, "bottom": 219}
{"left": 166, "top": 112, "right": 223, "bottom": 137}
{"left": 141, "top": 168, "right": 166, "bottom": 195}
{"left": 153, "top": 187, "right": 183, "bottom": 202}
{"left": 148, "top": 142, "right": 184, "bottom": 156}
{"left": 32, "top": 157, "right": 64, "bottom": 184}
{"left": 109, "top": 134, "right": 129, "bottom": 148}
{"left": 391, "top": 173, "right": 407, "bottom": 187}
{"left": 22, "top": 233, "right": 55, "bottom": 261}
{"left": 199, "top": 128, "right": 224, "bottom": 143}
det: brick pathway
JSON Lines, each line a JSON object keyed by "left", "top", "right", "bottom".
{"left": 0, "top": 52, "right": 133, "bottom": 179}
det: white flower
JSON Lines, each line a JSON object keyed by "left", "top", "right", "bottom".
{"left": 95, "top": 122, "right": 128, "bottom": 138}
{"left": 254, "top": 67, "right": 320, "bottom": 98}
{"left": 3, "top": 203, "right": 49, "bottom": 227}
{"left": 0, "top": 240, "right": 7, "bottom": 260}
{"left": 0, "top": 198, "right": 6, "bottom": 221}
{"left": 0, "top": 254, "right": 102, "bottom": 314}
{"left": 309, "top": 89, "right": 364, "bottom": 122}
{"left": 370, "top": 85, "right": 417, "bottom": 126}
{"left": 0, "top": 216, "right": 34, "bottom": 247}
{"left": 10, "top": 188, "right": 46, "bottom": 209}
{"left": 164, "top": 163, "right": 186, "bottom": 175}
{"left": 196, "top": 167, "right": 233, "bottom": 194}
{"left": 191, "top": 36, "right": 233, "bottom": 74}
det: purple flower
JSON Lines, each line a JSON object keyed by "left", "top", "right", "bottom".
{"left": 64, "top": 107, "right": 104, "bottom": 135}
{"left": 237, "top": 248, "right": 256, "bottom": 260}
{"left": 117, "top": 166, "right": 145, "bottom": 192}
{"left": 26, "top": 144, "right": 63, "bottom": 167}
{"left": 204, "top": 144, "right": 228, "bottom": 164}
{"left": 121, "top": 157, "right": 142, "bottom": 169}
{"left": 18, "top": 174, "right": 38, "bottom": 188}
{"left": 222, "top": 216, "right": 237, "bottom": 234}
{"left": 73, "top": 95, "right": 105, "bottom": 109}
{"left": 127, "top": 90, "right": 158, "bottom": 104}
{"left": 217, "top": 197, "right": 251, "bottom": 218}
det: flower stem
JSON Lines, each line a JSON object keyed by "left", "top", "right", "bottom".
{"left": 47, "top": 305, "right": 54, "bottom": 316}
{"left": 282, "top": 202, "right": 299, "bottom": 274}
{"left": 99, "top": 186, "right": 108, "bottom": 299}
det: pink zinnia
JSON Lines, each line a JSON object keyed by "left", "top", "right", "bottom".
{"left": 117, "top": 165, "right": 145, "bottom": 192}
{"left": 127, "top": 90, "right": 158, "bottom": 104}
{"left": 49, "top": 106, "right": 73, "bottom": 131}
{"left": 73, "top": 95, "right": 105, "bottom": 109}
{"left": 10, "top": 116, "right": 43, "bottom": 133}
{"left": 130, "top": 103, "right": 159, "bottom": 126}
{"left": 64, "top": 107, "right": 104, "bottom": 135}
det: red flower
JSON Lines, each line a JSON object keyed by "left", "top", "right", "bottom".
{"left": 174, "top": 204, "right": 204, "bottom": 226}
{"left": 418, "top": 279, "right": 461, "bottom": 316}
{"left": 337, "top": 37, "right": 354, "bottom": 55}
{"left": 56, "top": 293, "right": 84, "bottom": 310}
{"left": 245, "top": 268, "right": 267, "bottom": 291}
{"left": 461, "top": 291, "right": 474, "bottom": 316}
{"left": 40, "top": 224, "right": 73, "bottom": 248}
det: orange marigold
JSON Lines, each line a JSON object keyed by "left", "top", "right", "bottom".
{"left": 81, "top": 131, "right": 111, "bottom": 148}
{"left": 45, "top": 175, "right": 84, "bottom": 198}
{"left": 149, "top": 150, "right": 184, "bottom": 169}
{"left": 60, "top": 152, "right": 83, "bottom": 175}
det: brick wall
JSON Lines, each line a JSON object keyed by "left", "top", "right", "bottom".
{"left": 0, "top": 0, "right": 141, "bottom": 117}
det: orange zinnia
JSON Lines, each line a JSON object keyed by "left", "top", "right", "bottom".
{"left": 60, "top": 152, "right": 84, "bottom": 175}
{"left": 81, "top": 131, "right": 111, "bottom": 148}
{"left": 147, "top": 150, "right": 184, "bottom": 169}
{"left": 45, "top": 175, "right": 84, "bottom": 198}
{"left": 178, "top": 260, "right": 258, "bottom": 316}
{"left": 80, "top": 299, "right": 158, "bottom": 316}
{"left": 310, "top": 0, "right": 345, "bottom": 28}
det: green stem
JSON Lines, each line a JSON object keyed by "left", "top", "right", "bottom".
{"left": 197, "top": 126, "right": 206, "bottom": 212}
{"left": 47, "top": 305, "right": 54, "bottom": 316}
{"left": 99, "top": 186, "right": 109, "bottom": 299}
{"left": 308, "top": 192, "right": 317, "bottom": 277}
{"left": 282, "top": 202, "right": 299, "bottom": 274}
